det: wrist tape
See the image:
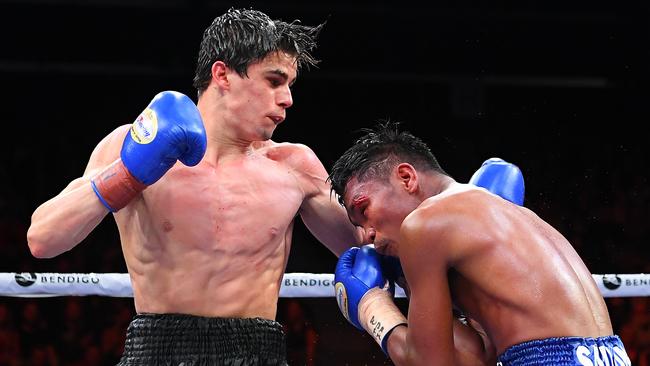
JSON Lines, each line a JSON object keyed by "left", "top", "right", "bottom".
{"left": 91, "top": 159, "right": 146, "bottom": 212}
{"left": 358, "top": 287, "right": 408, "bottom": 356}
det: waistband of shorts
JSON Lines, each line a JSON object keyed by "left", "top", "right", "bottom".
{"left": 130, "top": 313, "right": 284, "bottom": 333}
{"left": 119, "top": 313, "right": 287, "bottom": 365}
{"left": 497, "top": 335, "right": 631, "bottom": 366}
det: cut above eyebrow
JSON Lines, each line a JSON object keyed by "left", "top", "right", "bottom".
{"left": 346, "top": 195, "right": 367, "bottom": 227}
{"left": 350, "top": 194, "right": 368, "bottom": 207}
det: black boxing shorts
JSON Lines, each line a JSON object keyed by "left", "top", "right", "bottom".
{"left": 117, "top": 313, "right": 287, "bottom": 366}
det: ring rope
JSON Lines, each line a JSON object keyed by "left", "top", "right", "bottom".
{"left": 1, "top": 272, "right": 648, "bottom": 298}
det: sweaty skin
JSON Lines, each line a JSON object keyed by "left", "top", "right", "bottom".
{"left": 28, "top": 52, "right": 361, "bottom": 320}
{"left": 342, "top": 167, "right": 612, "bottom": 365}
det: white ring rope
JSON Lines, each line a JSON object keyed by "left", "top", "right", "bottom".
{"left": 1, "top": 272, "right": 648, "bottom": 298}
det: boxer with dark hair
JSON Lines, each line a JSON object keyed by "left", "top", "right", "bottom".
{"left": 330, "top": 122, "right": 631, "bottom": 366}
{"left": 27, "top": 8, "right": 359, "bottom": 365}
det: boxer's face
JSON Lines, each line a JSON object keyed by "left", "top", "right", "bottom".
{"left": 231, "top": 52, "right": 297, "bottom": 140}
{"left": 343, "top": 174, "right": 415, "bottom": 257}
{"left": 226, "top": 51, "right": 297, "bottom": 141}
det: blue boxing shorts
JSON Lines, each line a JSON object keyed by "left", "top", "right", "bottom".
{"left": 497, "top": 335, "right": 631, "bottom": 366}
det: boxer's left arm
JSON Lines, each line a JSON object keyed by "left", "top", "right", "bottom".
{"left": 291, "top": 144, "right": 364, "bottom": 256}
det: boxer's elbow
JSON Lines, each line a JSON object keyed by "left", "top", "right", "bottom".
{"left": 27, "top": 228, "right": 52, "bottom": 258}
{"left": 28, "top": 242, "right": 51, "bottom": 258}
{"left": 27, "top": 223, "right": 67, "bottom": 258}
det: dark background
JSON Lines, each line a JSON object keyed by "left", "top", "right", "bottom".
{"left": 0, "top": 0, "right": 649, "bottom": 365}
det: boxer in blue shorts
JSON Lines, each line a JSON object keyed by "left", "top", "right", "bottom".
{"left": 329, "top": 122, "right": 631, "bottom": 365}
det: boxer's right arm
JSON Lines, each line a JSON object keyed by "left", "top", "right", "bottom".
{"left": 28, "top": 91, "right": 207, "bottom": 258}
{"left": 335, "top": 245, "right": 407, "bottom": 356}
{"left": 92, "top": 91, "right": 206, "bottom": 212}
{"left": 27, "top": 125, "right": 130, "bottom": 258}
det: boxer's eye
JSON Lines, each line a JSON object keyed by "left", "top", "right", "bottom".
{"left": 359, "top": 204, "right": 368, "bottom": 218}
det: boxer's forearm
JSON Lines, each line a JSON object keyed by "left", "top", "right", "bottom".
{"left": 386, "top": 318, "right": 495, "bottom": 366}
{"left": 386, "top": 327, "right": 462, "bottom": 366}
{"left": 385, "top": 325, "right": 410, "bottom": 365}
{"left": 27, "top": 176, "right": 111, "bottom": 258}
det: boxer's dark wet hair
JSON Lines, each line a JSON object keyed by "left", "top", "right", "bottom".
{"left": 328, "top": 121, "right": 448, "bottom": 206}
{"left": 193, "top": 7, "right": 324, "bottom": 95}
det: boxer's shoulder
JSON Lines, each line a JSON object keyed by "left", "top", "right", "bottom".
{"left": 93, "top": 124, "right": 131, "bottom": 151}
{"left": 112, "top": 123, "right": 133, "bottom": 136}
{"left": 402, "top": 195, "right": 492, "bottom": 257}
{"left": 256, "top": 141, "right": 323, "bottom": 172}
{"left": 84, "top": 124, "right": 132, "bottom": 176}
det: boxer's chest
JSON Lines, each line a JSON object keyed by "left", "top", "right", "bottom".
{"left": 141, "top": 158, "right": 304, "bottom": 247}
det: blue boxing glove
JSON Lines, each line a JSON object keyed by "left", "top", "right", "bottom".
{"left": 469, "top": 157, "right": 525, "bottom": 206}
{"left": 91, "top": 91, "right": 207, "bottom": 212}
{"left": 335, "top": 245, "right": 386, "bottom": 331}
{"left": 121, "top": 91, "right": 206, "bottom": 184}
{"left": 335, "top": 245, "right": 407, "bottom": 355}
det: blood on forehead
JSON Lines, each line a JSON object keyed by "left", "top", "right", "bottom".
{"left": 350, "top": 194, "right": 368, "bottom": 209}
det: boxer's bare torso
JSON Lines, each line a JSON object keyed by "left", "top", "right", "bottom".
{"left": 27, "top": 50, "right": 362, "bottom": 329}
{"left": 401, "top": 183, "right": 612, "bottom": 355}
{"left": 27, "top": 51, "right": 361, "bottom": 321}
{"left": 87, "top": 125, "right": 349, "bottom": 319}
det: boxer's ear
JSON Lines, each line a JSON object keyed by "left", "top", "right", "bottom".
{"left": 396, "top": 163, "right": 417, "bottom": 193}
{"left": 211, "top": 61, "right": 230, "bottom": 89}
